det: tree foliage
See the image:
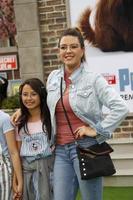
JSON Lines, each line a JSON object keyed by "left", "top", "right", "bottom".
{"left": 0, "top": 0, "right": 16, "bottom": 42}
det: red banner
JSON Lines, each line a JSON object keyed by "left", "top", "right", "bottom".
{"left": 0, "top": 55, "right": 17, "bottom": 71}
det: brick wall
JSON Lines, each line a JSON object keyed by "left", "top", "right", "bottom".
{"left": 37, "top": 0, "right": 133, "bottom": 139}
{"left": 114, "top": 115, "right": 133, "bottom": 139}
{"left": 38, "top": 0, "right": 67, "bottom": 81}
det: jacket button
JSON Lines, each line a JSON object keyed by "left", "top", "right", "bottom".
{"left": 71, "top": 85, "right": 74, "bottom": 88}
{"left": 84, "top": 92, "right": 87, "bottom": 96}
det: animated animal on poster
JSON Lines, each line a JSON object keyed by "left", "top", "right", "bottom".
{"left": 78, "top": 0, "right": 133, "bottom": 52}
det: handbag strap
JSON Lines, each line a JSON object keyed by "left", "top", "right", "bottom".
{"left": 60, "top": 77, "right": 77, "bottom": 143}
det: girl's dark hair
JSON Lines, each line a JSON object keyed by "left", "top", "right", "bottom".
{"left": 0, "top": 77, "right": 8, "bottom": 108}
{"left": 18, "top": 78, "right": 51, "bottom": 140}
{"left": 58, "top": 27, "right": 85, "bottom": 62}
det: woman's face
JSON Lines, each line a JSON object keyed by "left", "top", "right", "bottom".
{"left": 21, "top": 84, "right": 41, "bottom": 111}
{"left": 59, "top": 36, "right": 84, "bottom": 72}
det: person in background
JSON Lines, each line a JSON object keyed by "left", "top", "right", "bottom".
{"left": 0, "top": 76, "right": 23, "bottom": 200}
{"left": 15, "top": 78, "right": 54, "bottom": 200}
{"left": 46, "top": 28, "right": 129, "bottom": 200}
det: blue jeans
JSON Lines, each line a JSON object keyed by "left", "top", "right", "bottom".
{"left": 53, "top": 143, "right": 103, "bottom": 200}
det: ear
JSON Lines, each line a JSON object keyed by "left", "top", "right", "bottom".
{"left": 58, "top": 47, "right": 62, "bottom": 60}
{"left": 81, "top": 47, "right": 85, "bottom": 61}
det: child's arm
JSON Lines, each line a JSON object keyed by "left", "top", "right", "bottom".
{"left": 13, "top": 141, "right": 22, "bottom": 199}
{"left": 5, "top": 130, "right": 23, "bottom": 197}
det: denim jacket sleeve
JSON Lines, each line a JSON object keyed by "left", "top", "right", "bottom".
{"left": 93, "top": 74, "right": 129, "bottom": 143}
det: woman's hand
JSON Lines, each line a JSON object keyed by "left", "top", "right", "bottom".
{"left": 11, "top": 109, "right": 21, "bottom": 125}
{"left": 74, "top": 125, "right": 97, "bottom": 138}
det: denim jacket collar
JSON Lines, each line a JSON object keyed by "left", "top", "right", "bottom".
{"left": 60, "top": 62, "right": 84, "bottom": 83}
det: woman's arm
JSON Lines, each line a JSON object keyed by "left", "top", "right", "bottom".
{"left": 5, "top": 130, "right": 23, "bottom": 197}
{"left": 94, "top": 74, "right": 129, "bottom": 142}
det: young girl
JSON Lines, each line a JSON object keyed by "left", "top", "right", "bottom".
{"left": 16, "top": 78, "right": 53, "bottom": 200}
{"left": 0, "top": 76, "right": 23, "bottom": 200}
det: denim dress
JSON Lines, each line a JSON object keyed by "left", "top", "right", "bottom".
{"left": 18, "top": 127, "right": 54, "bottom": 200}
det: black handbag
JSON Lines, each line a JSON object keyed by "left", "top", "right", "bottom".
{"left": 60, "top": 77, "right": 116, "bottom": 180}
{"left": 76, "top": 142, "right": 116, "bottom": 180}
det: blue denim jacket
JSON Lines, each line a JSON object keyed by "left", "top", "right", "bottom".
{"left": 46, "top": 62, "right": 129, "bottom": 145}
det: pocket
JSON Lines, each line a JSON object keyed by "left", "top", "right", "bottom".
{"left": 76, "top": 86, "right": 97, "bottom": 116}
{"left": 77, "top": 85, "right": 93, "bottom": 97}
{"left": 77, "top": 89, "right": 93, "bottom": 98}
{"left": 76, "top": 87, "right": 94, "bottom": 107}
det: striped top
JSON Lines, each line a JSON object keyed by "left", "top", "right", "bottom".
{"left": 16, "top": 121, "right": 52, "bottom": 162}
{"left": 55, "top": 71, "right": 87, "bottom": 145}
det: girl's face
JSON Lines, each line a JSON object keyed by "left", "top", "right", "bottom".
{"left": 59, "top": 36, "right": 84, "bottom": 73}
{"left": 21, "top": 84, "right": 41, "bottom": 111}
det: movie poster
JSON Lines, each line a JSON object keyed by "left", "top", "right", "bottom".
{"left": 69, "top": 0, "right": 133, "bottom": 112}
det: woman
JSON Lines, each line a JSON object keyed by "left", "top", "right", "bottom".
{"left": 46, "top": 28, "right": 129, "bottom": 200}
{"left": 15, "top": 78, "right": 54, "bottom": 200}
{"left": 0, "top": 76, "right": 23, "bottom": 200}
{"left": 12, "top": 28, "right": 129, "bottom": 200}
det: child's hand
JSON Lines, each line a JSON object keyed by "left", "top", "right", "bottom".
{"left": 13, "top": 174, "right": 23, "bottom": 200}
{"left": 13, "top": 192, "right": 22, "bottom": 200}
{"left": 13, "top": 187, "right": 23, "bottom": 200}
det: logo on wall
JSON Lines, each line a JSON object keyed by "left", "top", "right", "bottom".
{"left": 103, "top": 68, "right": 133, "bottom": 102}
{"left": 119, "top": 68, "right": 133, "bottom": 92}
{"left": 103, "top": 74, "right": 116, "bottom": 85}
